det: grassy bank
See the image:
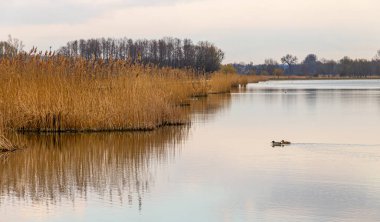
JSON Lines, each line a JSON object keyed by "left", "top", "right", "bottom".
{"left": 0, "top": 54, "right": 261, "bottom": 138}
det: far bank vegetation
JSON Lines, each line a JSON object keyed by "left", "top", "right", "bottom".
{"left": 232, "top": 52, "right": 380, "bottom": 78}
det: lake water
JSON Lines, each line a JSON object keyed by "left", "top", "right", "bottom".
{"left": 1, "top": 79, "right": 380, "bottom": 222}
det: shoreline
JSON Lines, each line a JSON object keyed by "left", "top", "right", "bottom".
{"left": 0, "top": 56, "right": 263, "bottom": 153}
{"left": 267, "top": 76, "right": 380, "bottom": 81}
{"left": 15, "top": 121, "right": 190, "bottom": 134}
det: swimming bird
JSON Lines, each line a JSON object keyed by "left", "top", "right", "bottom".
{"left": 281, "top": 140, "right": 291, "bottom": 145}
{"left": 272, "top": 141, "right": 283, "bottom": 147}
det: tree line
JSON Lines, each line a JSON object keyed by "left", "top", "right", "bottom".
{"left": 3, "top": 35, "right": 380, "bottom": 76}
{"left": 233, "top": 51, "right": 380, "bottom": 77}
{"left": 0, "top": 36, "right": 224, "bottom": 73}
{"left": 0, "top": 35, "right": 25, "bottom": 58}
{"left": 57, "top": 37, "right": 224, "bottom": 73}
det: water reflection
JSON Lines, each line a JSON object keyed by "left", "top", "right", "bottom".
{"left": 190, "top": 94, "right": 232, "bottom": 123}
{"left": 0, "top": 127, "right": 188, "bottom": 208}
{"left": 2, "top": 80, "right": 380, "bottom": 221}
{"left": 0, "top": 94, "right": 232, "bottom": 214}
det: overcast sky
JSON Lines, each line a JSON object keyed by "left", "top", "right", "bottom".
{"left": 1, "top": 0, "right": 380, "bottom": 63}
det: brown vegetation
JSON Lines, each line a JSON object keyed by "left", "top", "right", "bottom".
{"left": 0, "top": 55, "right": 190, "bottom": 133}
{"left": 0, "top": 54, "right": 262, "bottom": 138}
{"left": 0, "top": 132, "right": 19, "bottom": 153}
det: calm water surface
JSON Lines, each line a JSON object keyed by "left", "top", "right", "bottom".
{"left": 1, "top": 80, "right": 380, "bottom": 222}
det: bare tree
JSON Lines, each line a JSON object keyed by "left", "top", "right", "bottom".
{"left": 0, "top": 35, "right": 24, "bottom": 57}
{"left": 264, "top": 58, "right": 279, "bottom": 75}
{"left": 7, "top": 35, "right": 24, "bottom": 53}
{"left": 374, "top": 50, "right": 380, "bottom": 61}
{"left": 281, "top": 54, "right": 298, "bottom": 74}
{"left": 273, "top": 68, "right": 284, "bottom": 79}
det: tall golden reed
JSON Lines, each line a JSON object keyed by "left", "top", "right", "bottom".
{"left": 0, "top": 54, "right": 263, "bottom": 136}
{"left": 0, "top": 55, "right": 192, "bottom": 132}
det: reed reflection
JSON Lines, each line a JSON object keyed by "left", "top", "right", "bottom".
{"left": 0, "top": 126, "right": 189, "bottom": 209}
{"left": 190, "top": 94, "right": 232, "bottom": 123}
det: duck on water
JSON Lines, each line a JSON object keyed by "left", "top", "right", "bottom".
{"left": 272, "top": 140, "right": 291, "bottom": 147}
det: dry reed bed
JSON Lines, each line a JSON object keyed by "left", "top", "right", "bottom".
{"left": 0, "top": 56, "right": 192, "bottom": 132}
{"left": 0, "top": 54, "right": 258, "bottom": 136}
{"left": 209, "top": 73, "right": 267, "bottom": 94}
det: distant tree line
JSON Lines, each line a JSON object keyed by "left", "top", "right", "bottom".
{"left": 3, "top": 35, "right": 380, "bottom": 76}
{"left": 233, "top": 51, "right": 380, "bottom": 77}
{"left": 57, "top": 37, "right": 224, "bottom": 73}
{"left": 0, "top": 35, "right": 24, "bottom": 58}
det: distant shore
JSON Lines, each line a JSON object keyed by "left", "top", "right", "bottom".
{"left": 267, "top": 75, "right": 380, "bottom": 81}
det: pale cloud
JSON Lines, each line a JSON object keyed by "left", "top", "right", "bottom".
{"left": 0, "top": 0, "right": 198, "bottom": 25}
{"left": 1, "top": 0, "right": 380, "bottom": 63}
